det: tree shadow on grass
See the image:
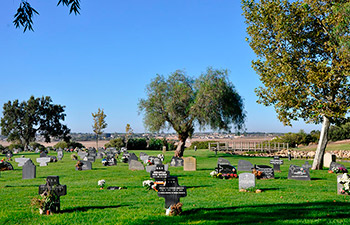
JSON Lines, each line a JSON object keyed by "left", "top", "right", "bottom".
{"left": 92, "top": 168, "right": 107, "bottom": 170}
{"left": 187, "top": 185, "right": 213, "bottom": 189}
{"left": 5, "top": 184, "right": 39, "bottom": 188}
{"left": 62, "top": 204, "right": 128, "bottom": 213}
{"left": 135, "top": 201, "right": 350, "bottom": 224}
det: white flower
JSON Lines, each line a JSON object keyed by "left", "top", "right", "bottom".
{"left": 210, "top": 171, "right": 218, "bottom": 177}
{"left": 98, "top": 179, "right": 106, "bottom": 186}
{"left": 166, "top": 206, "right": 171, "bottom": 216}
{"left": 143, "top": 180, "right": 154, "bottom": 187}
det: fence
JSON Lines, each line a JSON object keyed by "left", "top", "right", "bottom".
{"left": 208, "top": 141, "right": 289, "bottom": 153}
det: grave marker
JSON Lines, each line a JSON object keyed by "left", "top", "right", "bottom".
{"left": 239, "top": 173, "right": 256, "bottom": 190}
{"left": 237, "top": 160, "right": 254, "bottom": 171}
{"left": 22, "top": 159, "right": 36, "bottom": 179}
{"left": 36, "top": 157, "right": 51, "bottom": 166}
{"left": 15, "top": 158, "right": 30, "bottom": 167}
{"left": 170, "top": 157, "right": 184, "bottom": 167}
{"left": 39, "top": 151, "right": 47, "bottom": 158}
{"left": 255, "top": 165, "right": 274, "bottom": 179}
{"left": 57, "top": 150, "right": 64, "bottom": 161}
{"left": 157, "top": 176, "right": 187, "bottom": 208}
{"left": 150, "top": 164, "right": 170, "bottom": 182}
{"left": 324, "top": 153, "right": 336, "bottom": 168}
{"left": 288, "top": 165, "right": 310, "bottom": 180}
{"left": 270, "top": 156, "right": 283, "bottom": 172}
{"left": 75, "top": 160, "right": 92, "bottom": 170}
{"left": 129, "top": 160, "right": 144, "bottom": 170}
{"left": 184, "top": 157, "right": 196, "bottom": 171}
{"left": 38, "top": 176, "right": 67, "bottom": 213}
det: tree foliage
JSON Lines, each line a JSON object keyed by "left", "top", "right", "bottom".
{"left": 138, "top": 68, "right": 245, "bottom": 157}
{"left": 242, "top": 0, "right": 350, "bottom": 169}
{"left": 125, "top": 124, "right": 133, "bottom": 148}
{"left": 13, "top": 0, "right": 81, "bottom": 32}
{"left": 92, "top": 108, "right": 107, "bottom": 149}
{"left": 0, "top": 96, "right": 71, "bottom": 150}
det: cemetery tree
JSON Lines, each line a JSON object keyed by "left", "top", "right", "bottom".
{"left": 92, "top": 108, "right": 107, "bottom": 149}
{"left": 0, "top": 96, "right": 71, "bottom": 151}
{"left": 138, "top": 68, "right": 245, "bottom": 157}
{"left": 242, "top": 0, "right": 350, "bottom": 170}
{"left": 125, "top": 124, "right": 133, "bottom": 149}
{"left": 13, "top": 0, "right": 81, "bottom": 32}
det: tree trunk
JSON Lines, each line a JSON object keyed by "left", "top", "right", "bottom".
{"left": 312, "top": 116, "right": 330, "bottom": 170}
{"left": 174, "top": 133, "right": 188, "bottom": 157}
{"left": 96, "top": 134, "right": 99, "bottom": 150}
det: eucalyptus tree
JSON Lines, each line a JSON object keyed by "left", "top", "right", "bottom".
{"left": 13, "top": 0, "right": 81, "bottom": 32}
{"left": 242, "top": 0, "right": 350, "bottom": 169}
{"left": 1, "top": 96, "right": 71, "bottom": 150}
{"left": 92, "top": 108, "right": 107, "bottom": 149}
{"left": 139, "top": 68, "right": 245, "bottom": 157}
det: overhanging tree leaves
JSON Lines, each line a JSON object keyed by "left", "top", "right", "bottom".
{"left": 138, "top": 68, "right": 245, "bottom": 157}
{"left": 13, "top": 0, "right": 81, "bottom": 32}
{"left": 0, "top": 96, "right": 71, "bottom": 150}
{"left": 242, "top": 0, "right": 350, "bottom": 169}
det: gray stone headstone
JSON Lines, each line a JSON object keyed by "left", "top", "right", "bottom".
{"left": 140, "top": 152, "right": 149, "bottom": 162}
{"left": 170, "top": 157, "right": 184, "bottom": 167}
{"left": 270, "top": 156, "right": 284, "bottom": 172}
{"left": 22, "top": 159, "right": 36, "bottom": 179}
{"left": 184, "top": 157, "right": 196, "bottom": 171}
{"left": 36, "top": 157, "right": 51, "bottom": 166}
{"left": 288, "top": 165, "right": 310, "bottom": 180}
{"left": 239, "top": 173, "right": 256, "bottom": 190}
{"left": 57, "top": 150, "right": 64, "bottom": 160}
{"left": 129, "top": 160, "right": 144, "bottom": 170}
{"left": 15, "top": 158, "right": 30, "bottom": 167}
{"left": 6, "top": 151, "right": 13, "bottom": 159}
{"left": 78, "top": 151, "right": 88, "bottom": 159}
{"left": 128, "top": 153, "right": 138, "bottom": 162}
{"left": 238, "top": 160, "right": 254, "bottom": 171}
{"left": 217, "top": 158, "right": 231, "bottom": 166}
{"left": 76, "top": 160, "right": 92, "bottom": 170}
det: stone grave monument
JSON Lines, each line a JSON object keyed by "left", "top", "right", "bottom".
{"left": 270, "top": 156, "right": 283, "bottom": 172}
{"left": 324, "top": 153, "right": 336, "bottom": 168}
{"left": 239, "top": 173, "right": 256, "bottom": 190}
{"left": 75, "top": 160, "right": 92, "bottom": 170}
{"left": 157, "top": 176, "right": 187, "bottom": 208}
{"left": 184, "top": 157, "right": 196, "bottom": 171}
{"left": 57, "top": 149, "right": 64, "bottom": 161}
{"left": 15, "top": 158, "right": 30, "bottom": 167}
{"left": 36, "top": 157, "right": 51, "bottom": 166}
{"left": 237, "top": 160, "right": 254, "bottom": 171}
{"left": 22, "top": 159, "right": 36, "bottom": 179}
{"left": 38, "top": 176, "right": 67, "bottom": 213}
{"left": 170, "top": 157, "right": 184, "bottom": 167}
{"left": 288, "top": 165, "right": 310, "bottom": 180}
{"left": 129, "top": 160, "right": 144, "bottom": 170}
{"left": 255, "top": 165, "right": 274, "bottom": 179}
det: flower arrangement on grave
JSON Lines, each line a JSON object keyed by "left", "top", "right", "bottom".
{"left": 332, "top": 166, "right": 348, "bottom": 174}
{"left": 210, "top": 170, "right": 238, "bottom": 179}
{"left": 75, "top": 161, "right": 83, "bottom": 170}
{"left": 146, "top": 159, "right": 153, "bottom": 166}
{"left": 121, "top": 155, "right": 128, "bottom": 163}
{"left": 101, "top": 158, "right": 108, "bottom": 166}
{"left": 143, "top": 180, "right": 156, "bottom": 190}
{"left": 252, "top": 169, "right": 263, "bottom": 179}
{"left": 166, "top": 202, "right": 183, "bottom": 216}
{"left": 31, "top": 189, "right": 58, "bottom": 215}
{"left": 98, "top": 179, "right": 106, "bottom": 189}
{"left": 157, "top": 154, "right": 164, "bottom": 161}
{"left": 338, "top": 173, "right": 350, "bottom": 194}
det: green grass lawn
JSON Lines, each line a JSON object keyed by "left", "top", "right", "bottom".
{"left": 1, "top": 149, "right": 350, "bottom": 225}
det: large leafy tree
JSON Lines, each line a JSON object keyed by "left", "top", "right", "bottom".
{"left": 1, "top": 96, "right": 71, "bottom": 150}
{"left": 13, "top": 0, "right": 81, "bottom": 32}
{"left": 92, "top": 108, "right": 107, "bottom": 149}
{"left": 242, "top": 0, "right": 350, "bottom": 169}
{"left": 139, "top": 68, "right": 246, "bottom": 157}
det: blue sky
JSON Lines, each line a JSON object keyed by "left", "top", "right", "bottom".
{"left": 0, "top": 0, "right": 321, "bottom": 133}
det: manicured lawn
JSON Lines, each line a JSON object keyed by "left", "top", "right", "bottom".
{"left": 1, "top": 149, "right": 350, "bottom": 224}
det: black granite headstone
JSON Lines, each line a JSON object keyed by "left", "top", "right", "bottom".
{"left": 38, "top": 176, "right": 67, "bottom": 213}
{"left": 150, "top": 164, "right": 170, "bottom": 182}
{"left": 158, "top": 176, "right": 187, "bottom": 208}
{"left": 255, "top": 165, "right": 274, "bottom": 179}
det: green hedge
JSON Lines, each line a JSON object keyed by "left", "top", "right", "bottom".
{"left": 188, "top": 141, "right": 216, "bottom": 150}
